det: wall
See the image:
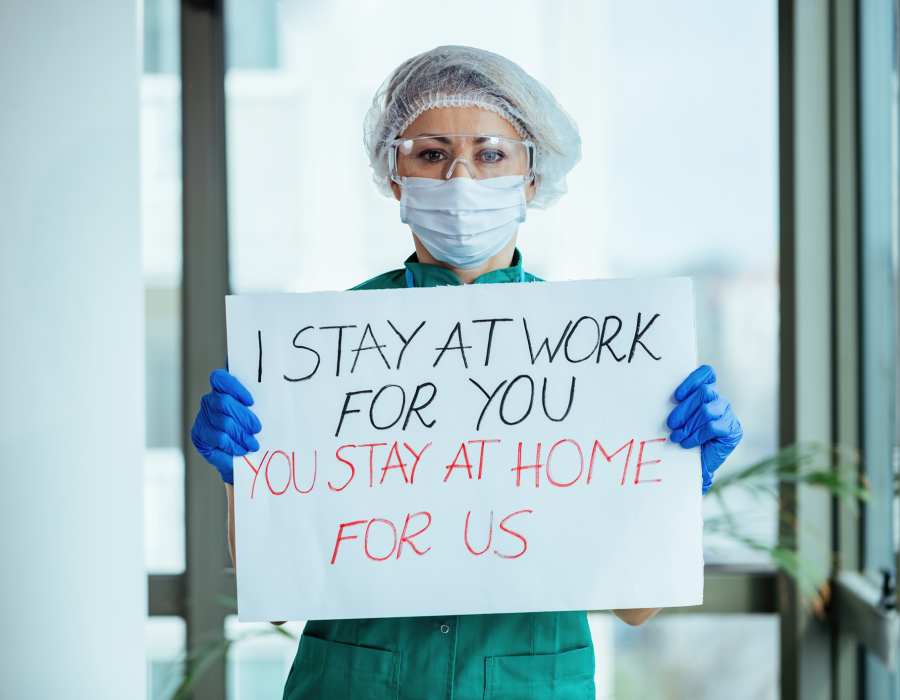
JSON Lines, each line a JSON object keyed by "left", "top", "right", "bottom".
{"left": 0, "top": 0, "right": 146, "bottom": 696}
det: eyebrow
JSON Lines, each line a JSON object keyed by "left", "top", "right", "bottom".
{"left": 415, "top": 135, "right": 453, "bottom": 145}
{"left": 413, "top": 135, "right": 494, "bottom": 145}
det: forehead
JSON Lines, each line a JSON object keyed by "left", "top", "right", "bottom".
{"left": 400, "top": 106, "right": 520, "bottom": 140}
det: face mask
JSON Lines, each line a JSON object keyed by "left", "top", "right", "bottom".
{"left": 399, "top": 175, "right": 527, "bottom": 269}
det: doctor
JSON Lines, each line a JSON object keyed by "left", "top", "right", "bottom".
{"left": 191, "top": 45, "right": 743, "bottom": 700}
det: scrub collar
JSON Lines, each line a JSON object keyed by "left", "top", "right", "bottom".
{"left": 403, "top": 248, "right": 527, "bottom": 288}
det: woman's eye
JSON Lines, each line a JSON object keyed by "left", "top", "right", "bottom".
{"left": 479, "top": 149, "right": 505, "bottom": 164}
{"left": 419, "top": 149, "right": 446, "bottom": 163}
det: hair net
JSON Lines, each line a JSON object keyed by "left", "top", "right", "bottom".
{"left": 364, "top": 45, "right": 582, "bottom": 209}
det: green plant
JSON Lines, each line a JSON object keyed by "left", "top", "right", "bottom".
{"left": 165, "top": 596, "right": 299, "bottom": 700}
{"left": 704, "top": 442, "right": 870, "bottom": 607}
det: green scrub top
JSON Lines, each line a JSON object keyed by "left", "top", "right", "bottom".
{"left": 282, "top": 250, "right": 596, "bottom": 700}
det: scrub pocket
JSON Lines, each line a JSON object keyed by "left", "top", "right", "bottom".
{"left": 284, "top": 634, "right": 401, "bottom": 700}
{"left": 483, "top": 646, "right": 595, "bottom": 700}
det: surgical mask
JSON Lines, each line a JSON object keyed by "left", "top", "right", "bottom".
{"left": 399, "top": 175, "right": 527, "bottom": 270}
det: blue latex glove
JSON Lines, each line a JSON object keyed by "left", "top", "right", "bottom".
{"left": 667, "top": 365, "right": 743, "bottom": 494}
{"left": 191, "top": 369, "right": 262, "bottom": 484}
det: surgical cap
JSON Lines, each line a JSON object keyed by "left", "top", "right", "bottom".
{"left": 364, "top": 45, "right": 582, "bottom": 209}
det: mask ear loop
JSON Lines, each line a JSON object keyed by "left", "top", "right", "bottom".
{"left": 526, "top": 143, "right": 537, "bottom": 187}
{"left": 445, "top": 157, "right": 477, "bottom": 180}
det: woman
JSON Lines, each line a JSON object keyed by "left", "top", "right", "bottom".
{"left": 192, "top": 46, "right": 743, "bottom": 700}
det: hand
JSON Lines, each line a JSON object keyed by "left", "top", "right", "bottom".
{"left": 667, "top": 365, "right": 742, "bottom": 494}
{"left": 191, "top": 369, "right": 262, "bottom": 484}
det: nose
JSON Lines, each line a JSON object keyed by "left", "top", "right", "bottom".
{"left": 446, "top": 157, "right": 476, "bottom": 180}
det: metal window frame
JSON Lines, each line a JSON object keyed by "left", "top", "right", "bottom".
{"left": 857, "top": 0, "right": 900, "bottom": 695}
{"left": 781, "top": 0, "right": 900, "bottom": 698}
{"left": 181, "top": 0, "right": 233, "bottom": 697}
{"left": 146, "top": 1, "right": 235, "bottom": 699}
{"left": 779, "top": 1, "right": 836, "bottom": 699}
{"left": 146, "top": 2, "right": 888, "bottom": 699}
{"left": 832, "top": 0, "right": 865, "bottom": 697}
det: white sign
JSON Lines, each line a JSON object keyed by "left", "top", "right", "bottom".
{"left": 226, "top": 278, "right": 704, "bottom": 622}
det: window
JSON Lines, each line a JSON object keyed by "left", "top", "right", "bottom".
{"left": 609, "top": 613, "right": 779, "bottom": 699}
{"left": 142, "top": 0, "right": 184, "bottom": 578}
{"left": 147, "top": 616, "right": 186, "bottom": 700}
{"left": 859, "top": 0, "right": 900, "bottom": 690}
{"left": 225, "top": 617, "right": 306, "bottom": 700}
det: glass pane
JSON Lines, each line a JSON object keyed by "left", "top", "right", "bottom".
{"left": 859, "top": 0, "right": 900, "bottom": 690}
{"left": 599, "top": 2, "right": 779, "bottom": 564}
{"left": 147, "top": 616, "right": 186, "bottom": 700}
{"left": 142, "top": 0, "right": 184, "bottom": 575}
{"left": 860, "top": 0, "right": 900, "bottom": 584}
{"left": 144, "top": 448, "right": 185, "bottom": 573}
{"left": 225, "top": 616, "right": 306, "bottom": 700}
{"left": 224, "top": 0, "right": 778, "bottom": 564}
{"left": 590, "top": 612, "right": 780, "bottom": 699}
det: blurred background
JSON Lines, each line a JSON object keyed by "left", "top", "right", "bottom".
{"left": 1, "top": 0, "right": 897, "bottom": 698}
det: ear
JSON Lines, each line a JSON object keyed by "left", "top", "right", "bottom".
{"left": 391, "top": 180, "right": 402, "bottom": 201}
{"left": 524, "top": 178, "right": 537, "bottom": 204}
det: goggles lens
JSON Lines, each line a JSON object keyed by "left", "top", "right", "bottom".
{"left": 390, "top": 134, "right": 534, "bottom": 185}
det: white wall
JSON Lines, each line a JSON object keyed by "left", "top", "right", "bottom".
{"left": 0, "top": 1, "right": 146, "bottom": 697}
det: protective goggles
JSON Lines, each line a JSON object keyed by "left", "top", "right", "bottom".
{"left": 388, "top": 134, "right": 536, "bottom": 187}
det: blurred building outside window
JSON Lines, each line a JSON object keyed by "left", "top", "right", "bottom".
{"left": 610, "top": 613, "right": 779, "bottom": 699}
{"left": 142, "top": 0, "right": 185, "bottom": 577}
{"left": 143, "top": 0, "right": 187, "bottom": 694}
{"left": 225, "top": 617, "right": 306, "bottom": 700}
{"left": 147, "top": 616, "right": 186, "bottom": 700}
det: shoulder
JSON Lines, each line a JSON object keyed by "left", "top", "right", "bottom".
{"left": 349, "top": 269, "right": 407, "bottom": 291}
{"left": 523, "top": 272, "right": 544, "bottom": 283}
